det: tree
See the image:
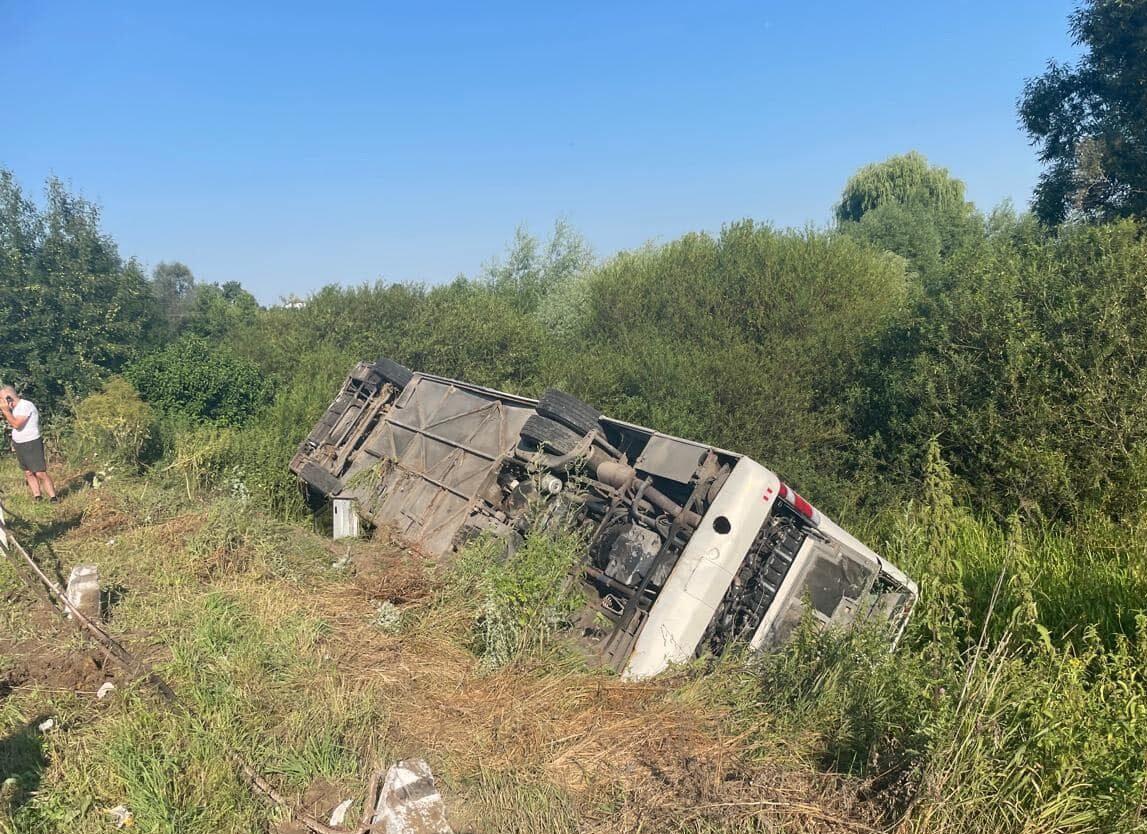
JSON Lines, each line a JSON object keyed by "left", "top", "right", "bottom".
{"left": 0, "top": 170, "right": 158, "bottom": 406}
{"left": 151, "top": 261, "right": 197, "bottom": 331}
{"left": 1020, "top": 0, "right": 1147, "bottom": 224}
{"left": 183, "top": 280, "right": 260, "bottom": 339}
{"left": 835, "top": 153, "right": 983, "bottom": 283}
{"left": 835, "top": 152, "right": 970, "bottom": 224}
{"left": 484, "top": 220, "right": 594, "bottom": 315}
{"left": 150, "top": 261, "right": 262, "bottom": 341}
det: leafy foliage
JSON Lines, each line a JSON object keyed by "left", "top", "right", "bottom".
{"left": 850, "top": 218, "right": 1147, "bottom": 519}
{"left": 836, "top": 152, "right": 985, "bottom": 283}
{"left": 484, "top": 220, "right": 594, "bottom": 316}
{"left": 836, "top": 151, "right": 972, "bottom": 224}
{"left": 0, "top": 170, "right": 158, "bottom": 407}
{"left": 451, "top": 531, "right": 585, "bottom": 669}
{"left": 1020, "top": 0, "right": 1147, "bottom": 224}
{"left": 181, "top": 281, "right": 260, "bottom": 340}
{"left": 126, "top": 335, "right": 270, "bottom": 426}
{"left": 62, "top": 376, "right": 154, "bottom": 472}
{"left": 557, "top": 221, "right": 909, "bottom": 505}
{"left": 151, "top": 261, "right": 260, "bottom": 341}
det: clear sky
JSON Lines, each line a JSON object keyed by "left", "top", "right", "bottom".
{"left": 1, "top": 1, "right": 1079, "bottom": 303}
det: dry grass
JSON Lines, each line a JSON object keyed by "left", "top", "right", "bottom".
{"left": 298, "top": 575, "right": 881, "bottom": 833}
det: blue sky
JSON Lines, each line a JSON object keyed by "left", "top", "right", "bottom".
{"left": 1, "top": 1, "right": 1078, "bottom": 303}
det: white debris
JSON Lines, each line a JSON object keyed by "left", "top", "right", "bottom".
{"left": 97, "top": 682, "right": 116, "bottom": 700}
{"left": 329, "top": 798, "right": 354, "bottom": 826}
{"left": 37, "top": 718, "right": 54, "bottom": 732}
{"left": 371, "top": 759, "right": 453, "bottom": 834}
{"left": 105, "top": 804, "right": 135, "bottom": 829}
{"left": 374, "top": 601, "right": 403, "bottom": 634}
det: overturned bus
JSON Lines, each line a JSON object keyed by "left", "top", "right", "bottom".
{"left": 291, "top": 358, "right": 917, "bottom": 679}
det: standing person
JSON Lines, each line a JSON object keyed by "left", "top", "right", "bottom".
{"left": 0, "top": 386, "right": 57, "bottom": 502}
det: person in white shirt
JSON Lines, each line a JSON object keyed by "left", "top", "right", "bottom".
{"left": 1, "top": 385, "right": 57, "bottom": 502}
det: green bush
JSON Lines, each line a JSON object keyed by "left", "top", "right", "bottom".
{"left": 552, "top": 221, "right": 909, "bottom": 510}
{"left": 62, "top": 376, "right": 154, "bottom": 472}
{"left": 126, "top": 335, "right": 270, "bottom": 426}
{"left": 850, "top": 219, "right": 1147, "bottom": 520}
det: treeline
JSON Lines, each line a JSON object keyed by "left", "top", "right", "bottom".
{"left": 0, "top": 172, "right": 261, "bottom": 403}
{"left": 5, "top": 153, "right": 1147, "bottom": 526}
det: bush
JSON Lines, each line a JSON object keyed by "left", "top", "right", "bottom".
{"left": 850, "top": 219, "right": 1147, "bottom": 520}
{"left": 62, "top": 376, "right": 154, "bottom": 472}
{"left": 554, "top": 221, "right": 909, "bottom": 510}
{"left": 126, "top": 335, "right": 270, "bottom": 426}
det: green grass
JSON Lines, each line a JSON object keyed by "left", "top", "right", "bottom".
{"left": 1, "top": 457, "right": 1145, "bottom": 834}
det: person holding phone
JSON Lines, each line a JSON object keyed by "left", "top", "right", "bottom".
{"left": 1, "top": 385, "right": 57, "bottom": 502}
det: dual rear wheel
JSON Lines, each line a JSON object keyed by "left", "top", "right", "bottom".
{"left": 521, "top": 389, "right": 604, "bottom": 455}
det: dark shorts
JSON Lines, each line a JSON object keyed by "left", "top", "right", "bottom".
{"left": 13, "top": 438, "right": 47, "bottom": 473}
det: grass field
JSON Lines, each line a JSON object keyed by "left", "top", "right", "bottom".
{"left": 0, "top": 457, "right": 1144, "bottom": 834}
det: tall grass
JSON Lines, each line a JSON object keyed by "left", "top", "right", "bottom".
{"left": 702, "top": 451, "right": 1147, "bottom": 834}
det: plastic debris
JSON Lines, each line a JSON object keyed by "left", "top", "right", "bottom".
{"left": 65, "top": 564, "right": 101, "bottom": 622}
{"left": 97, "top": 682, "right": 116, "bottom": 700}
{"left": 37, "top": 718, "right": 54, "bottom": 732}
{"left": 105, "top": 805, "right": 135, "bottom": 828}
{"left": 371, "top": 759, "right": 453, "bottom": 834}
{"left": 329, "top": 798, "right": 354, "bottom": 826}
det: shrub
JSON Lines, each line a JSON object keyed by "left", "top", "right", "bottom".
{"left": 555, "top": 221, "right": 909, "bottom": 510}
{"left": 126, "top": 335, "right": 270, "bottom": 426}
{"left": 62, "top": 376, "right": 154, "bottom": 472}
{"left": 850, "top": 219, "right": 1147, "bottom": 520}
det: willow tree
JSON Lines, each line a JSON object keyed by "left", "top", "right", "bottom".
{"left": 836, "top": 152, "right": 982, "bottom": 284}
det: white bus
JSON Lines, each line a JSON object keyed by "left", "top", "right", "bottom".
{"left": 291, "top": 358, "right": 918, "bottom": 678}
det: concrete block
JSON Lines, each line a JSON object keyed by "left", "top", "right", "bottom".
{"left": 332, "top": 498, "right": 360, "bottom": 540}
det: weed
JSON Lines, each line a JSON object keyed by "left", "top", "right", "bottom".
{"left": 447, "top": 530, "right": 585, "bottom": 669}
